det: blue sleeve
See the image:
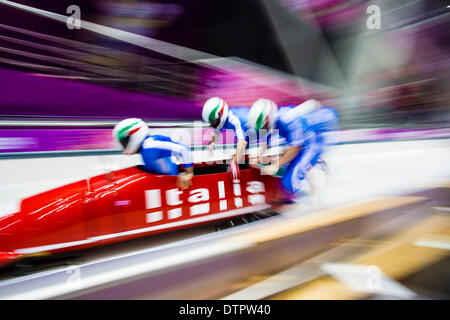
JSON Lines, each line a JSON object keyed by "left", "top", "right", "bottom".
{"left": 228, "top": 114, "right": 245, "bottom": 141}
{"left": 142, "top": 137, "right": 193, "bottom": 168}
{"left": 279, "top": 118, "right": 305, "bottom": 147}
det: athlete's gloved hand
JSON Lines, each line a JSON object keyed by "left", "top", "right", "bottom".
{"left": 248, "top": 158, "right": 259, "bottom": 169}
{"left": 228, "top": 158, "right": 240, "bottom": 183}
{"left": 260, "top": 164, "right": 278, "bottom": 176}
{"left": 177, "top": 172, "right": 193, "bottom": 190}
{"left": 207, "top": 141, "right": 215, "bottom": 154}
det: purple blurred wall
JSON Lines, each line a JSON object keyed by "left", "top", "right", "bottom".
{"left": 0, "top": 68, "right": 201, "bottom": 120}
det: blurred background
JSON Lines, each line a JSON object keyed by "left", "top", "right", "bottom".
{"left": 1, "top": 0, "right": 448, "bottom": 126}
{"left": 0, "top": 0, "right": 449, "bottom": 300}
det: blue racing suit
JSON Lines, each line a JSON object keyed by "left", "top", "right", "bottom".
{"left": 301, "top": 106, "right": 340, "bottom": 134}
{"left": 269, "top": 107, "right": 319, "bottom": 193}
{"left": 215, "top": 106, "right": 249, "bottom": 143}
{"left": 268, "top": 105, "right": 339, "bottom": 193}
{"left": 299, "top": 106, "right": 340, "bottom": 157}
{"left": 140, "top": 135, "right": 193, "bottom": 175}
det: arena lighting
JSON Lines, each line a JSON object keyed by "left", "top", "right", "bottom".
{"left": 0, "top": 0, "right": 337, "bottom": 95}
{"left": 0, "top": 0, "right": 214, "bottom": 63}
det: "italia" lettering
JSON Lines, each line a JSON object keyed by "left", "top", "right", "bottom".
{"left": 144, "top": 180, "right": 265, "bottom": 223}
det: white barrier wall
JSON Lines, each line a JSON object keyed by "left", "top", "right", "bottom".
{"left": 1, "top": 139, "right": 449, "bottom": 212}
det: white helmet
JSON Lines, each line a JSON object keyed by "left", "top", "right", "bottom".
{"left": 247, "top": 98, "right": 278, "bottom": 133}
{"left": 295, "top": 99, "right": 322, "bottom": 115}
{"left": 113, "top": 118, "right": 150, "bottom": 154}
{"left": 202, "top": 97, "right": 229, "bottom": 130}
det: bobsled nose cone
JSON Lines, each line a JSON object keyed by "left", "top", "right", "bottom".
{"left": 0, "top": 251, "right": 22, "bottom": 267}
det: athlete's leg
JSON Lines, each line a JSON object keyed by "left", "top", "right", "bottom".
{"left": 281, "top": 141, "right": 319, "bottom": 194}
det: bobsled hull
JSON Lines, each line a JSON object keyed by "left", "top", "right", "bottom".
{"left": 0, "top": 163, "right": 287, "bottom": 267}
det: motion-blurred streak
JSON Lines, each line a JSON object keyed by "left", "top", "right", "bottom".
{"left": 0, "top": 57, "right": 87, "bottom": 75}
{"left": 0, "top": 23, "right": 199, "bottom": 80}
{"left": 0, "top": 34, "right": 125, "bottom": 68}
{"left": 0, "top": 46, "right": 197, "bottom": 94}
{"left": 0, "top": 34, "right": 199, "bottom": 85}
{"left": 0, "top": 0, "right": 339, "bottom": 102}
{"left": 0, "top": 46, "right": 132, "bottom": 79}
{"left": 0, "top": 0, "right": 214, "bottom": 62}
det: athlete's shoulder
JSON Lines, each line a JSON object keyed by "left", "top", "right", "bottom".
{"left": 227, "top": 109, "right": 244, "bottom": 126}
{"left": 277, "top": 105, "right": 297, "bottom": 122}
{"left": 322, "top": 106, "right": 339, "bottom": 117}
{"left": 142, "top": 135, "right": 172, "bottom": 147}
{"left": 278, "top": 111, "right": 297, "bottom": 127}
{"left": 148, "top": 134, "right": 171, "bottom": 141}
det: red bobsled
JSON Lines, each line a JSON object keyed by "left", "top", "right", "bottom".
{"left": 0, "top": 162, "right": 288, "bottom": 267}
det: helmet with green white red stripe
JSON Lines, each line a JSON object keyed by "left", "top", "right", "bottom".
{"left": 113, "top": 118, "right": 150, "bottom": 154}
{"left": 247, "top": 98, "right": 278, "bottom": 133}
{"left": 202, "top": 97, "right": 229, "bottom": 130}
